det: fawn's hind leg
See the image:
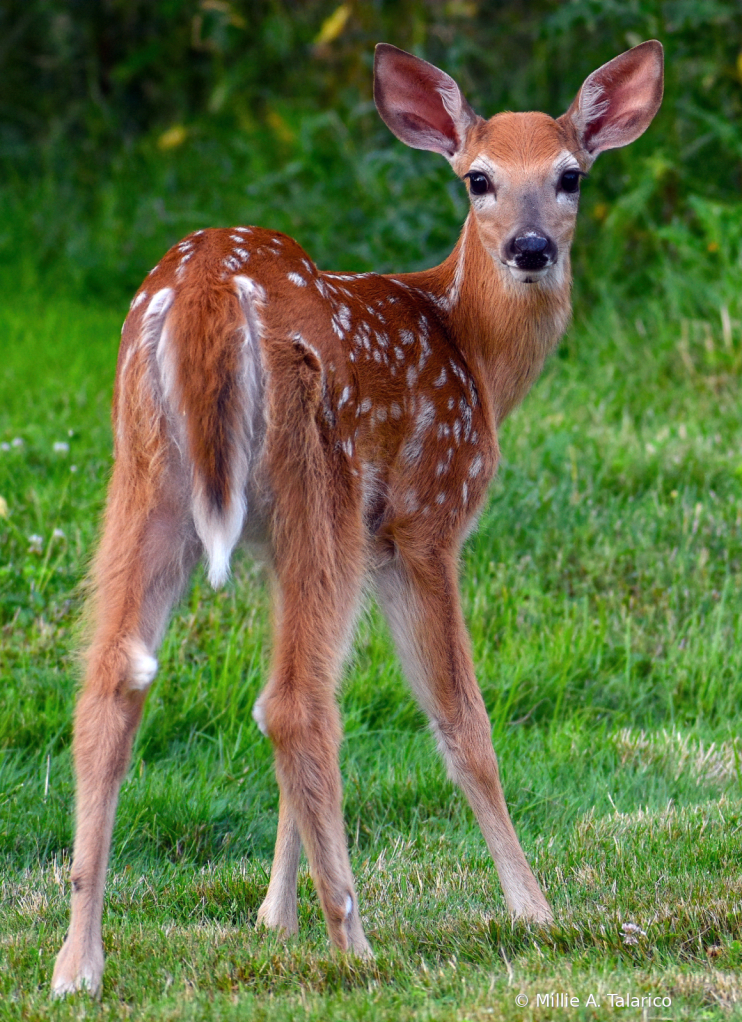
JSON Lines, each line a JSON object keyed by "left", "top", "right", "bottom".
{"left": 254, "top": 334, "right": 370, "bottom": 954}
{"left": 255, "top": 556, "right": 369, "bottom": 954}
{"left": 52, "top": 461, "right": 200, "bottom": 996}
{"left": 375, "top": 549, "right": 553, "bottom": 925}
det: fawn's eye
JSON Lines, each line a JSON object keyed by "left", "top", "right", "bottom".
{"left": 560, "top": 170, "right": 581, "bottom": 194}
{"left": 466, "top": 172, "right": 491, "bottom": 196}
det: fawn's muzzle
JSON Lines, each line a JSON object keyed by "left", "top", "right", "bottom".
{"left": 504, "top": 233, "right": 557, "bottom": 271}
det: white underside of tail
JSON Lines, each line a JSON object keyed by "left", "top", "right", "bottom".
{"left": 143, "top": 279, "right": 264, "bottom": 589}
{"left": 193, "top": 275, "right": 265, "bottom": 588}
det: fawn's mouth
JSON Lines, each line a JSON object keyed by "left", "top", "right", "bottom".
{"left": 505, "top": 263, "right": 551, "bottom": 285}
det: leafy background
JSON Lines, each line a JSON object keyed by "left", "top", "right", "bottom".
{"left": 1, "top": 0, "right": 741, "bottom": 304}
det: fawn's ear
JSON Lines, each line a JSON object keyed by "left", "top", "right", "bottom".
{"left": 561, "top": 40, "right": 664, "bottom": 161}
{"left": 374, "top": 43, "right": 478, "bottom": 159}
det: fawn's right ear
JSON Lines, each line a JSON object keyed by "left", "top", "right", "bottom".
{"left": 561, "top": 40, "right": 664, "bottom": 162}
{"left": 374, "top": 43, "right": 478, "bottom": 159}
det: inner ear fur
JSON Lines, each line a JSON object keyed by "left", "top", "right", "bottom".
{"left": 560, "top": 40, "right": 664, "bottom": 159}
{"left": 373, "top": 43, "right": 479, "bottom": 158}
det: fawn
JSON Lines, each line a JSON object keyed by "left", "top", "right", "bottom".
{"left": 52, "top": 41, "right": 663, "bottom": 995}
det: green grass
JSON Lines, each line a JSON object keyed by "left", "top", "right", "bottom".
{"left": 2, "top": 202, "right": 742, "bottom": 1019}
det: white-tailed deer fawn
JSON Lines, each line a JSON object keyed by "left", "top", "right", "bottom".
{"left": 52, "top": 41, "right": 663, "bottom": 994}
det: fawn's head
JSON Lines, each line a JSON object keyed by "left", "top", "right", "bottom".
{"left": 374, "top": 42, "right": 663, "bottom": 287}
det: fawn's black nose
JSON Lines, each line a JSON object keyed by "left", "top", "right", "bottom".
{"left": 504, "top": 232, "right": 556, "bottom": 271}
{"left": 515, "top": 235, "right": 548, "bottom": 253}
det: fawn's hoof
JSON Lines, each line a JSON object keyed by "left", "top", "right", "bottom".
{"left": 51, "top": 939, "right": 104, "bottom": 998}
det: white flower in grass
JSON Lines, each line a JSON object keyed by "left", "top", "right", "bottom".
{"left": 11, "top": 437, "right": 23, "bottom": 448}
{"left": 28, "top": 534, "right": 44, "bottom": 554}
{"left": 621, "top": 922, "right": 647, "bottom": 945}
{"left": 53, "top": 441, "right": 69, "bottom": 454}
{"left": 52, "top": 528, "right": 66, "bottom": 541}
{"left": 0, "top": 442, "right": 9, "bottom": 452}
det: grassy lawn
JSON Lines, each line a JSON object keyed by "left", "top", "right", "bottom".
{"left": 1, "top": 217, "right": 742, "bottom": 1019}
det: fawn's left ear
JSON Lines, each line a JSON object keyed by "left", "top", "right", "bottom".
{"left": 374, "top": 43, "right": 479, "bottom": 159}
{"left": 560, "top": 40, "right": 664, "bottom": 161}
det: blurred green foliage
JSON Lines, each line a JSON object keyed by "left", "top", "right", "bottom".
{"left": 0, "top": 0, "right": 740, "bottom": 304}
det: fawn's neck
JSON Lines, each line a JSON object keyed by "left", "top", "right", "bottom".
{"left": 401, "top": 215, "right": 572, "bottom": 428}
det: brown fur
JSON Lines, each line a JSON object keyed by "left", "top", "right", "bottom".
{"left": 52, "top": 40, "right": 663, "bottom": 995}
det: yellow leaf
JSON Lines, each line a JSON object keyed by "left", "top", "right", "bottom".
{"left": 314, "top": 4, "right": 351, "bottom": 46}
{"left": 157, "top": 125, "right": 188, "bottom": 151}
{"left": 0, "top": 496, "right": 7, "bottom": 518}
{"left": 445, "top": 1, "right": 478, "bottom": 16}
{"left": 266, "top": 110, "right": 295, "bottom": 145}
{"left": 737, "top": 51, "right": 742, "bottom": 82}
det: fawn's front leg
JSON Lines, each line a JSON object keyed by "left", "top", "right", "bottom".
{"left": 375, "top": 549, "right": 553, "bottom": 925}
{"left": 255, "top": 790, "right": 301, "bottom": 935}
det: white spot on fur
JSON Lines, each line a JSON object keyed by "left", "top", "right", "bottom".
{"left": 461, "top": 402, "right": 473, "bottom": 439}
{"left": 253, "top": 701, "right": 268, "bottom": 737}
{"left": 468, "top": 453, "right": 484, "bottom": 477}
{"left": 130, "top": 291, "right": 148, "bottom": 311}
{"left": 406, "top": 366, "right": 418, "bottom": 388}
{"left": 401, "top": 397, "right": 435, "bottom": 466}
{"left": 441, "top": 215, "right": 469, "bottom": 310}
{"left": 338, "top": 385, "right": 351, "bottom": 410}
{"left": 360, "top": 398, "right": 372, "bottom": 414}
{"left": 288, "top": 272, "right": 306, "bottom": 287}
{"left": 435, "top": 492, "right": 446, "bottom": 505}
{"left": 127, "top": 641, "right": 158, "bottom": 691}
{"left": 433, "top": 367, "right": 447, "bottom": 388}
{"left": 450, "top": 361, "right": 468, "bottom": 387}
{"left": 390, "top": 402, "right": 402, "bottom": 419}
{"left": 146, "top": 288, "right": 175, "bottom": 323}
{"left": 400, "top": 329, "right": 415, "bottom": 346}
